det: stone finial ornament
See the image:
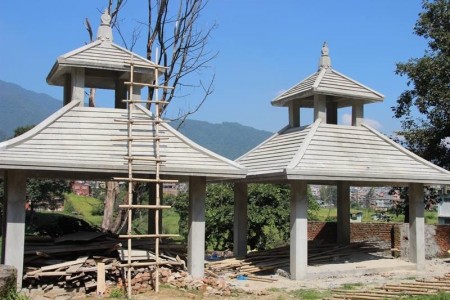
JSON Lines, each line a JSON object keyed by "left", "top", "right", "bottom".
{"left": 97, "top": 9, "right": 113, "bottom": 42}
{"left": 319, "top": 42, "right": 331, "bottom": 69}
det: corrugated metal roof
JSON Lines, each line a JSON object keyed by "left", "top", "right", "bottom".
{"left": 271, "top": 68, "right": 384, "bottom": 107}
{"left": 237, "top": 120, "right": 450, "bottom": 184}
{"left": 0, "top": 101, "right": 246, "bottom": 179}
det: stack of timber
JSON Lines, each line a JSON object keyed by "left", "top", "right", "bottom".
{"left": 207, "top": 242, "right": 382, "bottom": 278}
{"left": 23, "top": 232, "right": 190, "bottom": 295}
{"left": 327, "top": 273, "right": 450, "bottom": 299}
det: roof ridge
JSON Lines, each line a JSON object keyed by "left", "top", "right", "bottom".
{"left": 286, "top": 118, "right": 322, "bottom": 169}
{"left": 361, "top": 123, "right": 450, "bottom": 175}
{"left": 235, "top": 124, "right": 291, "bottom": 162}
{"left": 330, "top": 69, "right": 385, "bottom": 99}
{"left": 271, "top": 71, "right": 318, "bottom": 103}
{"left": 0, "top": 101, "right": 79, "bottom": 150}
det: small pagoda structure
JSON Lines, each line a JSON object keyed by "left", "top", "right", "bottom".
{"left": 0, "top": 11, "right": 246, "bottom": 288}
{"left": 232, "top": 43, "right": 450, "bottom": 279}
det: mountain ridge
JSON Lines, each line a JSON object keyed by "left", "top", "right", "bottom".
{"left": 0, "top": 79, "right": 272, "bottom": 159}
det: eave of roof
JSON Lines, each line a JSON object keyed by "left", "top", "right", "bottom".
{"left": 271, "top": 68, "right": 385, "bottom": 107}
{"left": 237, "top": 119, "right": 450, "bottom": 185}
{"left": 0, "top": 101, "right": 246, "bottom": 179}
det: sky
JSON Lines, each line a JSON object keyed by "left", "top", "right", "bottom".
{"left": 0, "top": 1, "right": 427, "bottom": 134}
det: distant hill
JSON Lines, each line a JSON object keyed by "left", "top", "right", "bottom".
{"left": 0, "top": 80, "right": 272, "bottom": 159}
{"left": 171, "top": 120, "right": 272, "bottom": 160}
{"left": 0, "top": 80, "right": 62, "bottom": 140}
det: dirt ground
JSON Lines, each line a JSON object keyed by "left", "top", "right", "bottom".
{"left": 24, "top": 256, "right": 450, "bottom": 299}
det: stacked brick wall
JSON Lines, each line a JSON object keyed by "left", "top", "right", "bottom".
{"left": 307, "top": 222, "right": 450, "bottom": 258}
{"left": 434, "top": 225, "right": 450, "bottom": 257}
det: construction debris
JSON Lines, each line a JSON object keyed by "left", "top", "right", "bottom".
{"left": 327, "top": 273, "right": 450, "bottom": 299}
{"left": 207, "top": 242, "right": 382, "bottom": 278}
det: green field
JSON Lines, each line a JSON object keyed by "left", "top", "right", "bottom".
{"left": 316, "top": 207, "right": 438, "bottom": 224}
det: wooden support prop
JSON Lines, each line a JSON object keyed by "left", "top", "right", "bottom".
{"left": 96, "top": 263, "right": 106, "bottom": 296}
{"left": 122, "top": 156, "right": 166, "bottom": 162}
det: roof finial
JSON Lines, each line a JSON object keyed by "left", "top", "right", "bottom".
{"left": 319, "top": 42, "right": 331, "bottom": 70}
{"left": 96, "top": 9, "right": 113, "bottom": 42}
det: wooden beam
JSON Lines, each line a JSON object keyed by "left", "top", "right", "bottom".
{"left": 314, "top": 94, "right": 326, "bottom": 123}
{"left": 409, "top": 183, "right": 425, "bottom": 270}
{"left": 290, "top": 181, "right": 308, "bottom": 280}
{"left": 337, "top": 182, "right": 350, "bottom": 245}
{"left": 352, "top": 102, "right": 364, "bottom": 126}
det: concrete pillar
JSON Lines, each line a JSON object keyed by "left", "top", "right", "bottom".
{"left": 288, "top": 102, "right": 300, "bottom": 128}
{"left": 290, "top": 181, "right": 308, "bottom": 280}
{"left": 71, "top": 68, "right": 85, "bottom": 106}
{"left": 337, "top": 182, "right": 350, "bottom": 245}
{"left": 131, "top": 86, "right": 142, "bottom": 101}
{"left": 187, "top": 176, "right": 206, "bottom": 278}
{"left": 314, "top": 94, "right": 326, "bottom": 123}
{"left": 409, "top": 183, "right": 425, "bottom": 270}
{"left": 3, "top": 170, "right": 27, "bottom": 288}
{"left": 326, "top": 100, "right": 338, "bottom": 125}
{"left": 352, "top": 102, "right": 364, "bottom": 126}
{"left": 233, "top": 183, "right": 248, "bottom": 257}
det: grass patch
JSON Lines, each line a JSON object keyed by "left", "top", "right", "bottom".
{"left": 409, "top": 292, "right": 450, "bottom": 299}
{"left": 162, "top": 209, "right": 180, "bottom": 234}
{"left": 340, "top": 282, "right": 364, "bottom": 290}
{"left": 64, "top": 193, "right": 103, "bottom": 226}
{"left": 289, "top": 288, "right": 331, "bottom": 299}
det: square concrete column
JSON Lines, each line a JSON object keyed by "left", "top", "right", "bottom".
{"left": 71, "top": 68, "right": 85, "bottom": 106}
{"left": 187, "top": 176, "right": 206, "bottom": 278}
{"left": 233, "top": 182, "right": 248, "bottom": 257}
{"left": 352, "top": 102, "right": 364, "bottom": 126}
{"left": 290, "top": 181, "right": 308, "bottom": 280}
{"left": 337, "top": 182, "right": 350, "bottom": 245}
{"left": 3, "top": 170, "right": 27, "bottom": 287}
{"left": 409, "top": 183, "right": 425, "bottom": 270}
{"left": 314, "top": 94, "right": 326, "bottom": 123}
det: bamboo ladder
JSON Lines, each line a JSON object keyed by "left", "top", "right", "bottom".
{"left": 113, "top": 55, "right": 179, "bottom": 298}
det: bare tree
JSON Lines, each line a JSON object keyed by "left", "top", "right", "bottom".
{"left": 92, "top": 0, "right": 216, "bottom": 233}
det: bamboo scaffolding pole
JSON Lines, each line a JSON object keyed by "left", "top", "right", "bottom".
{"left": 125, "top": 58, "right": 135, "bottom": 299}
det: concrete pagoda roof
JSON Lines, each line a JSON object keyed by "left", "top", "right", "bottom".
{"left": 237, "top": 119, "right": 450, "bottom": 185}
{"left": 0, "top": 101, "right": 246, "bottom": 180}
{"left": 271, "top": 43, "right": 384, "bottom": 108}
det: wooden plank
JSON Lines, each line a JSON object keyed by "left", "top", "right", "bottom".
{"left": 40, "top": 256, "right": 88, "bottom": 272}
{"left": 96, "top": 263, "right": 106, "bottom": 295}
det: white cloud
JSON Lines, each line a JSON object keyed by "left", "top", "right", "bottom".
{"left": 341, "top": 113, "right": 382, "bottom": 130}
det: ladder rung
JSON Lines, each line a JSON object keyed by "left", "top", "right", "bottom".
{"left": 119, "top": 204, "right": 171, "bottom": 209}
{"left": 119, "top": 234, "right": 179, "bottom": 239}
{"left": 122, "top": 99, "right": 170, "bottom": 104}
{"left": 123, "top": 156, "right": 166, "bottom": 162}
{"left": 113, "top": 177, "right": 178, "bottom": 183}
{"left": 114, "top": 118, "right": 164, "bottom": 124}
{"left": 126, "top": 61, "right": 168, "bottom": 70}
{"left": 124, "top": 81, "right": 174, "bottom": 89}
{"left": 111, "top": 137, "right": 169, "bottom": 141}
{"left": 119, "top": 261, "right": 183, "bottom": 268}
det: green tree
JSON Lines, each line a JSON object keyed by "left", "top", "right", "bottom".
{"left": 173, "top": 183, "right": 319, "bottom": 251}
{"left": 391, "top": 0, "right": 449, "bottom": 221}
{"left": 392, "top": 0, "right": 450, "bottom": 170}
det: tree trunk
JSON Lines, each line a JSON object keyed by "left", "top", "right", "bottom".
{"left": 101, "top": 181, "right": 119, "bottom": 232}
